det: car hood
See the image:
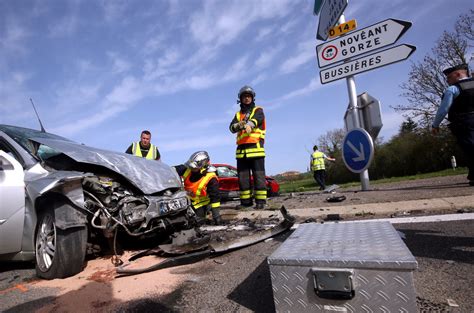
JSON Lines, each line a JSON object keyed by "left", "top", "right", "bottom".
{"left": 31, "top": 137, "right": 181, "bottom": 195}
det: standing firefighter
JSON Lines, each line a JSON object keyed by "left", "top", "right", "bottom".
{"left": 229, "top": 85, "right": 267, "bottom": 210}
{"left": 310, "top": 145, "right": 336, "bottom": 191}
{"left": 432, "top": 63, "right": 474, "bottom": 186}
{"left": 174, "top": 151, "right": 222, "bottom": 225}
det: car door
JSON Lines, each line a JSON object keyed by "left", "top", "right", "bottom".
{"left": 0, "top": 149, "right": 26, "bottom": 254}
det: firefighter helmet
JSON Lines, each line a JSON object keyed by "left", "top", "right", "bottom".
{"left": 238, "top": 85, "right": 256, "bottom": 100}
{"left": 185, "top": 151, "right": 210, "bottom": 170}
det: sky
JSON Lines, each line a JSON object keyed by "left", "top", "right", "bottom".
{"left": 1, "top": 0, "right": 473, "bottom": 175}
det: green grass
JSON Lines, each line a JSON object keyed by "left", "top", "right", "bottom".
{"left": 278, "top": 167, "right": 468, "bottom": 194}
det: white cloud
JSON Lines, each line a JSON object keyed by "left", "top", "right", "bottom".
{"left": 107, "top": 52, "right": 132, "bottom": 74}
{"left": 279, "top": 40, "right": 314, "bottom": 74}
{"left": 269, "top": 78, "right": 323, "bottom": 110}
{"left": 255, "top": 45, "right": 283, "bottom": 69}
{"left": 100, "top": 0, "right": 128, "bottom": 23}
{"left": 0, "top": 18, "right": 29, "bottom": 55}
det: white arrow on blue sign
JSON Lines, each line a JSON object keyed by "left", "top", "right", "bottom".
{"left": 342, "top": 128, "right": 374, "bottom": 173}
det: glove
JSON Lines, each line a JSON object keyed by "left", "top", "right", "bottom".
{"left": 238, "top": 120, "right": 246, "bottom": 128}
{"left": 244, "top": 124, "right": 252, "bottom": 134}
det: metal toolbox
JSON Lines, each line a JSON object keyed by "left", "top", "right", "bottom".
{"left": 267, "top": 221, "right": 418, "bottom": 312}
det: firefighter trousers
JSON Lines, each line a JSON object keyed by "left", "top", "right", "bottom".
{"left": 237, "top": 157, "right": 267, "bottom": 205}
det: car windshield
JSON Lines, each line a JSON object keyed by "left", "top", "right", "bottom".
{"left": 217, "top": 166, "right": 237, "bottom": 178}
{"left": 0, "top": 125, "right": 73, "bottom": 160}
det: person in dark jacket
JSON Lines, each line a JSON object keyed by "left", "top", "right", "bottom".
{"left": 432, "top": 63, "right": 474, "bottom": 186}
{"left": 229, "top": 85, "right": 267, "bottom": 210}
{"left": 174, "top": 151, "right": 222, "bottom": 225}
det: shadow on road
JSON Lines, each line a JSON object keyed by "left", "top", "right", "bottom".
{"left": 398, "top": 227, "right": 474, "bottom": 264}
{"left": 227, "top": 258, "right": 275, "bottom": 313}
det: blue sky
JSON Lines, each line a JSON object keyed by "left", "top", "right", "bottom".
{"left": 1, "top": 0, "right": 473, "bottom": 175}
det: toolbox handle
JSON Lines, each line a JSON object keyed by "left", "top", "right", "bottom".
{"left": 312, "top": 268, "right": 355, "bottom": 300}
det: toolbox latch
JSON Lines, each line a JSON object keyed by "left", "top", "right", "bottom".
{"left": 312, "top": 268, "right": 354, "bottom": 300}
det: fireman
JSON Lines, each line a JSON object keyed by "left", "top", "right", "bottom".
{"left": 310, "top": 145, "right": 336, "bottom": 191}
{"left": 229, "top": 85, "right": 267, "bottom": 210}
{"left": 174, "top": 151, "right": 222, "bottom": 225}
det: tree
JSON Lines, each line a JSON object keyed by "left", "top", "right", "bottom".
{"left": 392, "top": 10, "right": 473, "bottom": 128}
{"left": 399, "top": 117, "right": 418, "bottom": 134}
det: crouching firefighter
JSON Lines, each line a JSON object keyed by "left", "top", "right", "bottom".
{"left": 174, "top": 151, "right": 223, "bottom": 225}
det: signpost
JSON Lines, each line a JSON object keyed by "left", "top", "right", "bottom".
{"left": 328, "top": 19, "right": 356, "bottom": 39}
{"left": 320, "top": 44, "right": 416, "bottom": 84}
{"left": 316, "top": 18, "right": 412, "bottom": 68}
{"left": 317, "top": 0, "right": 348, "bottom": 41}
{"left": 342, "top": 128, "right": 374, "bottom": 173}
{"left": 344, "top": 92, "right": 383, "bottom": 139}
{"left": 313, "top": 0, "right": 325, "bottom": 16}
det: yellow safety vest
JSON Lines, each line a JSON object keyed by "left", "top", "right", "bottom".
{"left": 235, "top": 106, "right": 266, "bottom": 159}
{"left": 132, "top": 142, "right": 157, "bottom": 160}
{"left": 311, "top": 151, "right": 325, "bottom": 171}
{"left": 182, "top": 169, "right": 218, "bottom": 209}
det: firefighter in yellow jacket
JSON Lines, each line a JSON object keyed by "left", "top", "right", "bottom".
{"left": 311, "top": 145, "right": 335, "bottom": 191}
{"left": 229, "top": 86, "right": 267, "bottom": 210}
{"left": 174, "top": 151, "right": 222, "bottom": 225}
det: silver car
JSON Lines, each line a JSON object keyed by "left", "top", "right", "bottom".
{"left": 0, "top": 125, "right": 193, "bottom": 279}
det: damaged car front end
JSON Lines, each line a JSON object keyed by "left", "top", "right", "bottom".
{"left": 0, "top": 125, "right": 194, "bottom": 279}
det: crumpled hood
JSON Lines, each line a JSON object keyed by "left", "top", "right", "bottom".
{"left": 31, "top": 137, "right": 182, "bottom": 195}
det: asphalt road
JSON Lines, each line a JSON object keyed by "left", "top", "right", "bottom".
{"left": 1, "top": 218, "right": 472, "bottom": 312}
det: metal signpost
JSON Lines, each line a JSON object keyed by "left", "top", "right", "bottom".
{"left": 320, "top": 44, "right": 416, "bottom": 84}
{"left": 342, "top": 128, "right": 374, "bottom": 173}
{"left": 316, "top": 18, "right": 412, "bottom": 68}
{"left": 317, "top": 0, "right": 348, "bottom": 41}
{"left": 314, "top": 1, "right": 415, "bottom": 190}
{"left": 344, "top": 92, "right": 383, "bottom": 139}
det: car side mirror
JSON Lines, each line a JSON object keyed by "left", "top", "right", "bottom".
{"left": 0, "top": 151, "right": 15, "bottom": 171}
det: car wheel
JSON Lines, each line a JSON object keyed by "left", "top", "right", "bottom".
{"left": 35, "top": 205, "right": 87, "bottom": 279}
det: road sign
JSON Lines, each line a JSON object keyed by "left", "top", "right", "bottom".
{"left": 320, "top": 44, "right": 416, "bottom": 84}
{"left": 328, "top": 19, "right": 357, "bottom": 39}
{"left": 313, "top": 0, "right": 325, "bottom": 16}
{"left": 344, "top": 92, "right": 383, "bottom": 139}
{"left": 317, "top": 0, "right": 348, "bottom": 41}
{"left": 342, "top": 128, "right": 374, "bottom": 173}
{"left": 316, "top": 18, "right": 412, "bottom": 68}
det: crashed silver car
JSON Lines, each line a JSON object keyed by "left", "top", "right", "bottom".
{"left": 0, "top": 124, "right": 193, "bottom": 279}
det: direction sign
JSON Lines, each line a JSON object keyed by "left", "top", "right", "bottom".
{"left": 342, "top": 128, "right": 374, "bottom": 173}
{"left": 316, "top": 18, "right": 412, "bottom": 68}
{"left": 317, "top": 0, "right": 348, "bottom": 41}
{"left": 320, "top": 44, "right": 416, "bottom": 84}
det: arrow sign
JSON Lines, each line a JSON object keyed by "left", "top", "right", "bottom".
{"left": 316, "top": 18, "right": 412, "bottom": 68}
{"left": 317, "top": 0, "right": 348, "bottom": 41}
{"left": 342, "top": 128, "right": 374, "bottom": 173}
{"left": 320, "top": 44, "right": 416, "bottom": 84}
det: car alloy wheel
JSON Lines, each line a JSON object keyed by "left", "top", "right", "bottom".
{"left": 36, "top": 212, "right": 56, "bottom": 272}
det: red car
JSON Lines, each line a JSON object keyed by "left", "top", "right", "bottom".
{"left": 213, "top": 163, "right": 280, "bottom": 201}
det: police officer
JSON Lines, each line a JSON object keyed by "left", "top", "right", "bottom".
{"left": 229, "top": 86, "right": 267, "bottom": 210}
{"left": 174, "top": 151, "right": 222, "bottom": 225}
{"left": 432, "top": 63, "right": 474, "bottom": 186}
{"left": 310, "top": 145, "right": 336, "bottom": 190}
{"left": 125, "top": 130, "right": 161, "bottom": 160}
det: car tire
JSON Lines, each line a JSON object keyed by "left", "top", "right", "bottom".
{"left": 35, "top": 204, "right": 87, "bottom": 279}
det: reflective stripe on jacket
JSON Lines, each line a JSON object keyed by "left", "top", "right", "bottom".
{"left": 132, "top": 142, "right": 157, "bottom": 160}
{"left": 235, "top": 106, "right": 266, "bottom": 159}
{"left": 183, "top": 168, "right": 218, "bottom": 209}
{"left": 311, "top": 151, "right": 325, "bottom": 171}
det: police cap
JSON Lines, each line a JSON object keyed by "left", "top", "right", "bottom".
{"left": 443, "top": 63, "right": 469, "bottom": 76}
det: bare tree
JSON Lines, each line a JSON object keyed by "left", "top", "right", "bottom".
{"left": 316, "top": 128, "right": 345, "bottom": 155}
{"left": 392, "top": 10, "right": 473, "bottom": 128}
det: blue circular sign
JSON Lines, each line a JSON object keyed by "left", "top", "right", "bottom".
{"left": 342, "top": 128, "right": 374, "bottom": 173}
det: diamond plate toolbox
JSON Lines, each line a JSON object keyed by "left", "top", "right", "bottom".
{"left": 267, "top": 221, "right": 418, "bottom": 312}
